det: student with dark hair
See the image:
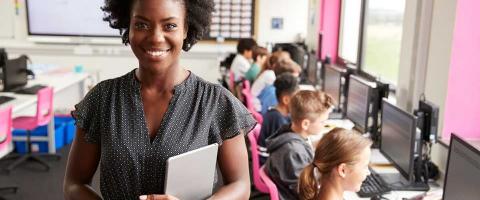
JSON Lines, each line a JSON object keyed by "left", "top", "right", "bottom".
{"left": 63, "top": 0, "right": 256, "bottom": 199}
{"left": 264, "top": 90, "right": 334, "bottom": 200}
{"left": 299, "top": 128, "right": 372, "bottom": 200}
{"left": 230, "top": 38, "right": 258, "bottom": 81}
{"left": 245, "top": 46, "right": 269, "bottom": 83}
{"left": 257, "top": 73, "right": 299, "bottom": 165}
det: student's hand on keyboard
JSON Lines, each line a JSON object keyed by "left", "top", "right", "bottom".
{"left": 139, "top": 194, "right": 179, "bottom": 200}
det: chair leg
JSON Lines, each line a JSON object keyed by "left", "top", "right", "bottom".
{"left": 37, "top": 153, "right": 62, "bottom": 161}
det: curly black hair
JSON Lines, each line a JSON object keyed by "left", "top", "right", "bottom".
{"left": 101, "top": 0, "right": 214, "bottom": 51}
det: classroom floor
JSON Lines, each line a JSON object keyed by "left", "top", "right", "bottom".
{"left": 0, "top": 145, "right": 269, "bottom": 200}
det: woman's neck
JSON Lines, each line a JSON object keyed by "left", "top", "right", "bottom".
{"left": 318, "top": 177, "right": 344, "bottom": 200}
{"left": 136, "top": 63, "right": 188, "bottom": 93}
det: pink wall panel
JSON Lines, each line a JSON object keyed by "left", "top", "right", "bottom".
{"left": 442, "top": 0, "right": 480, "bottom": 139}
{"left": 319, "top": 0, "right": 341, "bottom": 63}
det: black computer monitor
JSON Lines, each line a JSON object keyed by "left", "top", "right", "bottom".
{"left": 380, "top": 99, "right": 418, "bottom": 182}
{"left": 323, "top": 64, "right": 344, "bottom": 110}
{"left": 346, "top": 75, "right": 374, "bottom": 133}
{"left": 442, "top": 134, "right": 480, "bottom": 200}
{"left": 3, "top": 56, "right": 28, "bottom": 92}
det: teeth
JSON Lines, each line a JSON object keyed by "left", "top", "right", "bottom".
{"left": 146, "top": 49, "right": 169, "bottom": 57}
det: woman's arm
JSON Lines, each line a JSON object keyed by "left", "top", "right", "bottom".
{"left": 210, "top": 133, "right": 251, "bottom": 200}
{"left": 63, "top": 128, "right": 102, "bottom": 200}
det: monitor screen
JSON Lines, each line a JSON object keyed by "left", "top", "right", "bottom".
{"left": 307, "top": 53, "right": 318, "bottom": 85}
{"left": 323, "top": 65, "right": 342, "bottom": 108}
{"left": 26, "top": 0, "right": 119, "bottom": 37}
{"left": 443, "top": 134, "right": 480, "bottom": 200}
{"left": 380, "top": 99, "right": 416, "bottom": 180}
{"left": 346, "top": 75, "right": 371, "bottom": 132}
{"left": 3, "top": 57, "right": 28, "bottom": 91}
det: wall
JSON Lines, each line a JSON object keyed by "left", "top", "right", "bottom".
{"left": 318, "top": 0, "right": 340, "bottom": 63}
{"left": 256, "top": 0, "right": 309, "bottom": 45}
{"left": 1, "top": 0, "right": 308, "bottom": 82}
{"left": 305, "top": 0, "right": 321, "bottom": 53}
{"left": 442, "top": 0, "right": 480, "bottom": 140}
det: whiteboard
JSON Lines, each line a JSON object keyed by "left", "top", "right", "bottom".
{"left": 0, "top": 0, "right": 15, "bottom": 38}
{"left": 26, "top": 0, "right": 118, "bottom": 37}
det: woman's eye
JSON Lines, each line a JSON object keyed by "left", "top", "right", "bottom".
{"left": 165, "top": 23, "right": 177, "bottom": 30}
{"left": 135, "top": 22, "right": 149, "bottom": 30}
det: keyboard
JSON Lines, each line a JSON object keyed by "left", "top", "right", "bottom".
{"left": 0, "top": 96, "right": 15, "bottom": 105}
{"left": 14, "top": 84, "right": 46, "bottom": 95}
{"left": 357, "top": 170, "right": 391, "bottom": 198}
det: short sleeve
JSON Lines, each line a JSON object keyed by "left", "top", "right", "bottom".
{"left": 209, "top": 87, "right": 257, "bottom": 145}
{"left": 71, "top": 82, "right": 104, "bottom": 144}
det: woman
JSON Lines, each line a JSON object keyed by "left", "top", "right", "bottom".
{"left": 298, "top": 128, "right": 372, "bottom": 200}
{"left": 63, "top": 0, "right": 256, "bottom": 199}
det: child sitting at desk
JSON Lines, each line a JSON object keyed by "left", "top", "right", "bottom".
{"left": 264, "top": 90, "right": 333, "bottom": 200}
{"left": 299, "top": 128, "right": 372, "bottom": 200}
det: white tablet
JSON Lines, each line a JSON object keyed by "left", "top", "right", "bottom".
{"left": 164, "top": 143, "right": 219, "bottom": 200}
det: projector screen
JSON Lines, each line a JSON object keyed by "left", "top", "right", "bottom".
{"left": 26, "top": 0, "right": 119, "bottom": 37}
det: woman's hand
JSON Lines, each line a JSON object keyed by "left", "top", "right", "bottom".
{"left": 139, "top": 194, "right": 179, "bottom": 200}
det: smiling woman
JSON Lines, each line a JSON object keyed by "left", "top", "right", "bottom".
{"left": 63, "top": 0, "right": 256, "bottom": 200}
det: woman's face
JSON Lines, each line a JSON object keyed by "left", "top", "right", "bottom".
{"left": 344, "top": 147, "right": 371, "bottom": 192}
{"left": 129, "top": 0, "right": 187, "bottom": 71}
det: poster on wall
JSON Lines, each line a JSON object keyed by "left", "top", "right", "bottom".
{"left": 208, "top": 0, "right": 255, "bottom": 40}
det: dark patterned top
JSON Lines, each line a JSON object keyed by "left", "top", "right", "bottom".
{"left": 72, "top": 69, "right": 256, "bottom": 200}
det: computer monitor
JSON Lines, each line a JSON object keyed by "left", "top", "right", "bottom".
{"left": 443, "top": 134, "right": 480, "bottom": 200}
{"left": 323, "top": 64, "right": 344, "bottom": 110}
{"left": 380, "top": 99, "right": 418, "bottom": 182}
{"left": 346, "top": 75, "right": 375, "bottom": 133}
{"left": 2, "top": 56, "right": 28, "bottom": 92}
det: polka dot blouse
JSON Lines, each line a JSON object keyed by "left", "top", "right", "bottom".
{"left": 72, "top": 69, "right": 256, "bottom": 199}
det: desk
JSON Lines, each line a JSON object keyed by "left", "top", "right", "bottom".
{"left": 0, "top": 70, "right": 90, "bottom": 157}
{"left": 343, "top": 149, "right": 441, "bottom": 200}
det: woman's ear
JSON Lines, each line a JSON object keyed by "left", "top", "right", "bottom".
{"left": 337, "top": 163, "right": 347, "bottom": 178}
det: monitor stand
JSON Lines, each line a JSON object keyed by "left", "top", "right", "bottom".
{"left": 379, "top": 173, "right": 429, "bottom": 191}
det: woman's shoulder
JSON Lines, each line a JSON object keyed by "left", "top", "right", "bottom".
{"left": 90, "top": 70, "right": 135, "bottom": 93}
{"left": 189, "top": 72, "right": 230, "bottom": 94}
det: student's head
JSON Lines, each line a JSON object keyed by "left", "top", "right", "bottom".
{"left": 289, "top": 90, "right": 334, "bottom": 135}
{"left": 102, "top": 0, "right": 214, "bottom": 69}
{"left": 273, "top": 59, "right": 302, "bottom": 77}
{"left": 236, "top": 38, "right": 258, "bottom": 59}
{"left": 264, "top": 50, "right": 291, "bottom": 71}
{"left": 273, "top": 73, "right": 299, "bottom": 108}
{"left": 252, "top": 46, "right": 269, "bottom": 66}
{"left": 299, "top": 128, "right": 372, "bottom": 200}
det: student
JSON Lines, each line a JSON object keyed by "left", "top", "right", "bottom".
{"left": 230, "top": 38, "right": 257, "bottom": 81}
{"left": 63, "top": 0, "right": 256, "bottom": 200}
{"left": 264, "top": 90, "right": 334, "bottom": 200}
{"left": 257, "top": 72, "right": 299, "bottom": 165}
{"left": 256, "top": 58, "right": 303, "bottom": 114}
{"left": 299, "top": 128, "right": 372, "bottom": 200}
{"left": 251, "top": 50, "right": 290, "bottom": 100}
{"left": 245, "top": 46, "right": 268, "bottom": 83}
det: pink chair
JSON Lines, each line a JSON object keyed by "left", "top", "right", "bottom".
{"left": 0, "top": 106, "right": 19, "bottom": 195}
{"left": 247, "top": 125, "right": 278, "bottom": 200}
{"left": 241, "top": 80, "right": 264, "bottom": 124}
{"left": 7, "top": 87, "right": 60, "bottom": 172}
{"left": 228, "top": 70, "right": 235, "bottom": 93}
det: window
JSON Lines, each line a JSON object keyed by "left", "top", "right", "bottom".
{"left": 338, "top": 0, "right": 363, "bottom": 65}
{"left": 361, "top": 0, "right": 406, "bottom": 84}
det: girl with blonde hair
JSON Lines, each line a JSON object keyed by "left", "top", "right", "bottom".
{"left": 299, "top": 128, "right": 372, "bottom": 200}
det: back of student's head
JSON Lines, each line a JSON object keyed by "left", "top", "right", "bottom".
{"left": 236, "top": 38, "right": 258, "bottom": 54}
{"left": 274, "top": 73, "right": 299, "bottom": 101}
{"left": 273, "top": 58, "right": 302, "bottom": 77}
{"left": 298, "top": 128, "right": 372, "bottom": 200}
{"left": 289, "top": 90, "right": 334, "bottom": 123}
{"left": 264, "top": 50, "right": 290, "bottom": 71}
{"left": 252, "top": 46, "right": 269, "bottom": 62}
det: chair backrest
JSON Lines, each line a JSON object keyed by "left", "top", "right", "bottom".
{"left": 0, "top": 106, "right": 13, "bottom": 150}
{"left": 241, "top": 80, "right": 264, "bottom": 124}
{"left": 36, "top": 87, "right": 54, "bottom": 126}
{"left": 247, "top": 124, "right": 270, "bottom": 193}
{"left": 260, "top": 166, "right": 279, "bottom": 200}
{"left": 228, "top": 70, "right": 235, "bottom": 92}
